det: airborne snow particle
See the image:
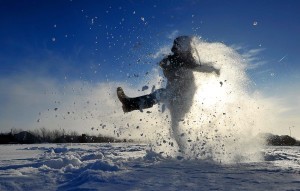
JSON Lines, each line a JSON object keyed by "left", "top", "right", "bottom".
{"left": 253, "top": 21, "right": 258, "bottom": 26}
{"left": 142, "top": 86, "right": 149, "bottom": 91}
{"left": 52, "top": 37, "right": 56, "bottom": 42}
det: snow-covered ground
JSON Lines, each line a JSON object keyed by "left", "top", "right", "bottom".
{"left": 0, "top": 144, "right": 299, "bottom": 191}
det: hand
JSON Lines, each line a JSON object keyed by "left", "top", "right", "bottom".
{"left": 215, "top": 69, "right": 220, "bottom": 76}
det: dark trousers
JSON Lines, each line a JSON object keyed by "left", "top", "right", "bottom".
{"left": 125, "top": 88, "right": 167, "bottom": 112}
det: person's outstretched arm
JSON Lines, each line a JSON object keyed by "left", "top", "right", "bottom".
{"left": 183, "top": 54, "right": 220, "bottom": 75}
{"left": 193, "top": 64, "right": 220, "bottom": 75}
{"left": 179, "top": 53, "right": 220, "bottom": 76}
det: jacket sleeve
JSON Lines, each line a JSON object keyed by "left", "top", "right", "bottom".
{"left": 193, "top": 64, "right": 220, "bottom": 75}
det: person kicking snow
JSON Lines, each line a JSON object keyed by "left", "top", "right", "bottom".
{"left": 117, "top": 36, "right": 220, "bottom": 151}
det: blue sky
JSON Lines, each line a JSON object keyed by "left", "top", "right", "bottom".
{"left": 0, "top": 0, "right": 300, "bottom": 138}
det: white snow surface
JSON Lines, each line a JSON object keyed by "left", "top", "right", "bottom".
{"left": 0, "top": 144, "right": 299, "bottom": 191}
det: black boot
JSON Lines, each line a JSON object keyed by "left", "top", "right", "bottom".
{"left": 117, "top": 87, "right": 157, "bottom": 113}
{"left": 117, "top": 87, "right": 137, "bottom": 112}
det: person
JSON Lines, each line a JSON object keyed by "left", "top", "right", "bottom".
{"left": 117, "top": 36, "right": 220, "bottom": 151}
{"left": 117, "top": 36, "right": 219, "bottom": 113}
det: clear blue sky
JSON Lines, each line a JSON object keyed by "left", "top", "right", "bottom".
{"left": 1, "top": 0, "right": 299, "bottom": 83}
{"left": 0, "top": 0, "right": 300, "bottom": 137}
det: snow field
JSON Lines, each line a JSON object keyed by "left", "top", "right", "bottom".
{"left": 0, "top": 144, "right": 299, "bottom": 191}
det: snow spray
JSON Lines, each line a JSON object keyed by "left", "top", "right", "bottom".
{"left": 174, "top": 37, "right": 269, "bottom": 163}
{"left": 141, "top": 37, "right": 272, "bottom": 163}
{"left": 101, "top": 37, "right": 275, "bottom": 163}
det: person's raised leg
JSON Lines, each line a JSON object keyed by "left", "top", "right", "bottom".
{"left": 117, "top": 87, "right": 166, "bottom": 113}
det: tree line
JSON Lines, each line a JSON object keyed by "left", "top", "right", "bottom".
{"left": 0, "top": 128, "right": 299, "bottom": 146}
{"left": 0, "top": 128, "right": 130, "bottom": 144}
{"left": 263, "top": 133, "right": 300, "bottom": 146}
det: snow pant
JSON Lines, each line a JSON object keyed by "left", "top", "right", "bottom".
{"left": 124, "top": 88, "right": 167, "bottom": 112}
